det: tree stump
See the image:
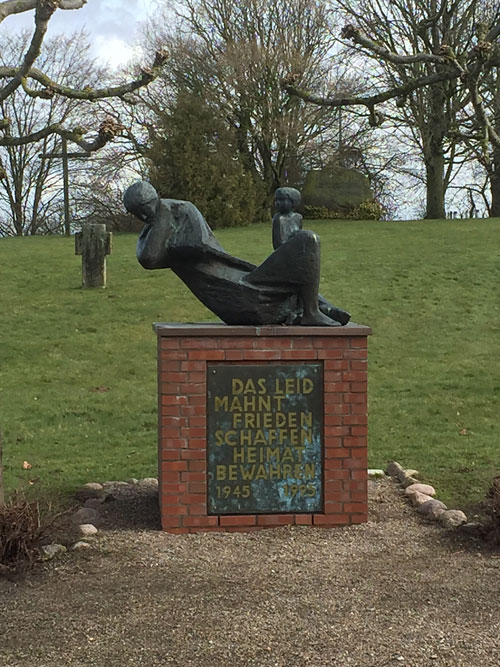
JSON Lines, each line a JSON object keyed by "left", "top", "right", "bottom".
{"left": 75, "top": 224, "right": 112, "bottom": 288}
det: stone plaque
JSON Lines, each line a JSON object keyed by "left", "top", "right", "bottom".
{"left": 207, "top": 364, "right": 323, "bottom": 514}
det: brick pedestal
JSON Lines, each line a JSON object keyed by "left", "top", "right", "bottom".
{"left": 155, "top": 322, "right": 372, "bottom": 534}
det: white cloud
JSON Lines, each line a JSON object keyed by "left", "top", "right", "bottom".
{"left": 2, "top": 0, "right": 156, "bottom": 67}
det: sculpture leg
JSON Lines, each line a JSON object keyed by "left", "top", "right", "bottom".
{"left": 246, "top": 230, "right": 339, "bottom": 326}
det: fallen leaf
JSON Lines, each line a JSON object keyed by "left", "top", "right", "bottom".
{"left": 90, "top": 386, "right": 110, "bottom": 393}
{"left": 22, "top": 460, "right": 32, "bottom": 469}
{"left": 459, "top": 428, "right": 468, "bottom": 436}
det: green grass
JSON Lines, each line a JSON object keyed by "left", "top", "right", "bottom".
{"left": 1, "top": 218, "right": 499, "bottom": 510}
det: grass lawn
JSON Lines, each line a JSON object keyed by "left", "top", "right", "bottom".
{"left": 1, "top": 218, "right": 499, "bottom": 511}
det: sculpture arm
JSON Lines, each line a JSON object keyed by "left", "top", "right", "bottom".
{"left": 136, "top": 218, "right": 174, "bottom": 269}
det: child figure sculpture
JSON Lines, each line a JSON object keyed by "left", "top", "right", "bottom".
{"left": 272, "top": 187, "right": 350, "bottom": 325}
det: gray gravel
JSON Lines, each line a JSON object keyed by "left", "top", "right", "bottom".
{"left": 1, "top": 479, "right": 499, "bottom": 666}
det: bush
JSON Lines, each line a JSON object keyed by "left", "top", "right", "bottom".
{"left": 485, "top": 476, "right": 500, "bottom": 545}
{"left": 303, "top": 200, "right": 384, "bottom": 221}
{"left": 0, "top": 494, "right": 49, "bottom": 574}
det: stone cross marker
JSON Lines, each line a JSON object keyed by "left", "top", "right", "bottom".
{"left": 75, "top": 223, "right": 112, "bottom": 288}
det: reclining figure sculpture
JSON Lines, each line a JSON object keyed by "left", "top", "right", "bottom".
{"left": 124, "top": 181, "right": 350, "bottom": 327}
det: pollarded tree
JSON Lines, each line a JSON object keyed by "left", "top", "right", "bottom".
{"left": 0, "top": 30, "right": 104, "bottom": 236}
{"left": 286, "top": 0, "right": 500, "bottom": 219}
{"left": 142, "top": 0, "right": 359, "bottom": 214}
{"left": 0, "top": 0, "right": 166, "bottom": 152}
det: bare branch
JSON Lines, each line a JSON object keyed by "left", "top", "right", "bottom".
{"left": 0, "top": 0, "right": 86, "bottom": 23}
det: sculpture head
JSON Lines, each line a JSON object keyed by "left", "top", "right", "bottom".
{"left": 274, "top": 187, "right": 300, "bottom": 214}
{"left": 124, "top": 181, "right": 159, "bottom": 221}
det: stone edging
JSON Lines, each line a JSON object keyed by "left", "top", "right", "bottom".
{"left": 384, "top": 461, "right": 485, "bottom": 536}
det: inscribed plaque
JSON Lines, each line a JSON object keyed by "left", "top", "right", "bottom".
{"left": 207, "top": 364, "right": 323, "bottom": 514}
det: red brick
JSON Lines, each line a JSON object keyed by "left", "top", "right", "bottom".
{"left": 188, "top": 375, "right": 207, "bottom": 386}
{"left": 324, "top": 480, "right": 343, "bottom": 492}
{"left": 187, "top": 482, "right": 206, "bottom": 494}
{"left": 342, "top": 372, "right": 366, "bottom": 382}
{"left": 163, "top": 460, "right": 188, "bottom": 471}
{"left": 180, "top": 383, "right": 204, "bottom": 394}
{"left": 324, "top": 415, "right": 342, "bottom": 426}
{"left": 164, "top": 372, "right": 187, "bottom": 382}
{"left": 180, "top": 449, "right": 205, "bottom": 460}
{"left": 161, "top": 416, "right": 188, "bottom": 427}
{"left": 181, "top": 472, "right": 206, "bottom": 482}
{"left": 324, "top": 372, "right": 342, "bottom": 383}
{"left": 225, "top": 351, "right": 245, "bottom": 360}
{"left": 162, "top": 438, "right": 187, "bottom": 448}
{"left": 161, "top": 483, "right": 188, "bottom": 493}
{"left": 242, "top": 350, "right": 282, "bottom": 360}
{"left": 161, "top": 516, "right": 182, "bottom": 527}
{"left": 350, "top": 382, "right": 367, "bottom": 393}
{"left": 350, "top": 491, "right": 368, "bottom": 502}
{"left": 343, "top": 349, "right": 367, "bottom": 359}
{"left": 351, "top": 426, "right": 368, "bottom": 437}
{"left": 219, "top": 339, "right": 251, "bottom": 349}
{"left": 163, "top": 350, "right": 188, "bottom": 360}
{"left": 161, "top": 504, "right": 188, "bottom": 516}
{"left": 324, "top": 403, "right": 350, "bottom": 415}
{"left": 161, "top": 338, "right": 180, "bottom": 349}
{"left": 344, "top": 393, "right": 367, "bottom": 404}
{"left": 181, "top": 361, "right": 206, "bottom": 371}
{"left": 324, "top": 490, "right": 351, "bottom": 503}
{"left": 162, "top": 449, "right": 181, "bottom": 460}
{"left": 291, "top": 338, "right": 314, "bottom": 349}
{"left": 343, "top": 415, "right": 368, "bottom": 425}
{"left": 181, "top": 427, "right": 206, "bottom": 438}
{"left": 252, "top": 337, "right": 292, "bottom": 349}
{"left": 188, "top": 503, "right": 207, "bottom": 515}
{"left": 324, "top": 393, "right": 343, "bottom": 404}
{"left": 326, "top": 382, "right": 351, "bottom": 393}
{"left": 256, "top": 514, "right": 295, "bottom": 525}
{"left": 183, "top": 338, "right": 219, "bottom": 349}
{"left": 161, "top": 361, "right": 182, "bottom": 372}
{"left": 343, "top": 457, "right": 367, "bottom": 470}
{"left": 325, "top": 360, "right": 349, "bottom": 371}
{"left": 351, "top": 338, "right": 367, "bottom": 348}
{"left": 343, "top": 480, "right": 367, "bottom": 492}
{"left": 312, "top": 338, "right": 349, "bottom": 348}
{"left": 324, "top": 458, "right": 343, "bottom": 470}
{"left": 324, "top": 501, "right": 343, "bottom": 513}
{"left": 323, "top": 437, "right": 342, "bottom": 449}
{"left": 189, "top": 350, "right": 226, "bottom": 360}
{"left": 324, "top": 426, "right": 350, "bottom": 437}
{"left": 188, "top": 416, "right": 205, "bottom": 427}
{"left": 324, "top": 447, "right": 347, "bottom": 459}
{"left": 326, "top": 469, "right": 350, "bottom": 480}
{"left": 219, "top": 515, "right": 257, "bottom": 526}
{"left": 344, "top": 438, "right": 367, "bottom": 449}
{"left": 351, "top": 469, "right": 368, "bottom": 480}
{"left": 350, "top": 361, "right": 367, "bottom": 371}
{"left": 182, "top": 406, "right": 206, "bottom": 418}
{"left": 161, "top": 472, "right": 182, "bottom": 483}
{"left": 161, "top": 383, "right": 181, "bottom": 395}
{"left": 183, "top": 516, "right": 218, "bottom": 527}
{"left": 187, "top": 460, "right": 206, "bottom": 472}
{"left": 294, "top": 514, "right": 313, "bottom": 525}
{"left": 161, "top": 494, "right": 183, "bottom": 505}
{"left": 313, "top": 514, "right": 349, "bottom": 525}
{"left": 187, "top": 395, "right": 205, "bottom": 406}
{"left": 187, "top": 438, "right": 206, "bottom": 449}
{"left": 161, "top": 395, "right": 188, "bottom": 405}
{"left": 350, "top": 514, "right": 368, "bottom": 524}
{"left": 316, "top": 349, "right": 344, "bottom": 360}
{"left": 280, "top": 350, "right": 318, "bottom": 360}
{"left": 350, "top": 404, "right": 367, "bottom": 415}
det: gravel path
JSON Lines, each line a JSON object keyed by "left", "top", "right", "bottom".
{"left": 1, "top": 479, "right": 499, "bottom": 667}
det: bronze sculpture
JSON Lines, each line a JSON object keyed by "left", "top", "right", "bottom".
{"left": 124, "top": 181, "right": 350, "bottom": 326}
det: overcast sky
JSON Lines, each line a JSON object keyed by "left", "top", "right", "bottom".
{"left": 6, "top": 0, "right": 156, "bottom": 68}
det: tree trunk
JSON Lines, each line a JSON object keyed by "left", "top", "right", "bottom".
{"left": 490, "top": 149, "right": 500, "bottom": 218}
{"left": 424, "top": 151, "right": 446, "bottom": 219}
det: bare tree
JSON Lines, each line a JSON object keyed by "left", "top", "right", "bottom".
{"left": 0, "top": 0, "right": 167, "bottom": 152}
{"left": 141, "top": 0, "right": 363, "bottom": 212}
{"left": 286, "top": 0, "right": 500, "bottom": 218}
